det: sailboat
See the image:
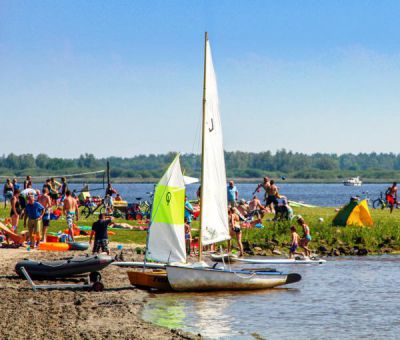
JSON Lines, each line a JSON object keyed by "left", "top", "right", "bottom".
{"left": 125, "top": 154, "right": 187, "bottom": 290}
{"left": 165, "top": 33, "right": 301, "bottom": 291}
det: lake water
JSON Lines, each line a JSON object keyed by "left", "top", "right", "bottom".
{"left": 62, "top": 182, "right": 390, "bottom": 207}
{"left": 142, "top": 256, "right": 400, "bottom": 339}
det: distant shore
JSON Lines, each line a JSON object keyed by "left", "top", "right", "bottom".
{"left": 16, "top": 177, "right": 393, "bottom": 184}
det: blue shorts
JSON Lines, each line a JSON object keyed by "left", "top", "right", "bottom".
{"left": 290, "top": 244, "right": 298, "bottom": 253}
{"left": 305, "top": 235, "right": 312, "bottom": 241}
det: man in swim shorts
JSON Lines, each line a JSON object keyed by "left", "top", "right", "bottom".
{"left": 38, "top": 187, "right": 52, "bottom": 242}
{"left": 385, "top": 182, "right": 398, "bottom": 213}
{"left": 63, "top": 190, "right": 79, "bottom": 242}
{"left": 253, "top": 177, "right": 270, "bottom": 202}
{"left": 248, "top": 195, "right": 266, "bottom": 219}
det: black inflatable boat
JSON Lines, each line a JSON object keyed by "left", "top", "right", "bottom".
{"left": 15, "top": 254, "right": 113, "bottom": 279}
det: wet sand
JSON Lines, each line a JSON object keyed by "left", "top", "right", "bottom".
{"left": 0, "top": 245, "right": 200, "bottom": 339}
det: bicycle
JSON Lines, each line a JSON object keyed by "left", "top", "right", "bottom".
{"left": 127, "top": 192, "right": 153, "bottom": 220}
{"left": 372, "top": 192, "right": 388, "bottom": 209}
{"left": 80, "top": 197, "right": 105, "bottom": 218}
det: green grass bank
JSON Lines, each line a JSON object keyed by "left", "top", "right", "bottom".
{"left": 1, "top": 205, "right": 399, "bottom": 256}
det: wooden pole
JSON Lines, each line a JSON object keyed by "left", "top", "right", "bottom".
{"left": 107, "top": 161, "right": 110, "bottom": 187}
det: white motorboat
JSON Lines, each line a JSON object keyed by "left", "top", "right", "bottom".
{"left": 344, "top": 176, "right": 362, "bottom": 186}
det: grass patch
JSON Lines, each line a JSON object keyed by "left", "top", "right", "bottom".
{"left": 1, "top": 204, "right": 400, "bottom": 254}
{"left": 0, "top": 205, "right": 148, "bottom": 245}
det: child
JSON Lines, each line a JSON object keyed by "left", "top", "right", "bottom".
{"left": 184, "top": 217, "right": 192, "bottom": 255}
{"left": 103, "top": 194, "right": 113, "bottom": 215}
{"left": 289, "top": 226, "right": 304, "bottom": 259}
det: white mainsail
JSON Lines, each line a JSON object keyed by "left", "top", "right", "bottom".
{"left": 146, "top": 154, "right": 186, "bottom": 263}
{"left": 200, "top": 39, "right": 230, "bottom": 246}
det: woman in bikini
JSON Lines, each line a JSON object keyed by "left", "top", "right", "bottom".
{"left": 297, "top": 216, "right": 312, "bottom": 257}
{"left": 10, "top": 189, "right": 22, "bottom": 232}
{"left": 227, "top": 207, "right": 244, "bottom": 257}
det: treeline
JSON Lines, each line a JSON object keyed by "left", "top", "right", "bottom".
{"left": 1, "top": 150, "right": 400, "bottom": 180}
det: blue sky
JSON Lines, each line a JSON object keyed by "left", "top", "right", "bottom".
{"left": 1, "top": 0, "right": 400, "bottom": 157}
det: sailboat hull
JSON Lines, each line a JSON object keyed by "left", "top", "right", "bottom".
{"left": 166, "top": 265, "right": 301, "bottom": 291}
{"left": 127, "top": 270, "right": 172, "bottom": 290}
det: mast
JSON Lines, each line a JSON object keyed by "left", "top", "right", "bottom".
{"left": 199, "top": 31, "right": 208, "bottom": 262}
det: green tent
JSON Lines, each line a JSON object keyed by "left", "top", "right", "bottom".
{"left": 333, "top": 199, "right": 373, "bottom": 227}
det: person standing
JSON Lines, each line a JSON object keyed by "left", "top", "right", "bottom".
{"left": 196, "top": 185, "right": 201, "bottom": 200}
{"left": 103, "top": 194, "right": 113, "bottom": 215}
{"left": 24, "top": 195, "right": 45, "bottom": 247}
{"left": 253, "top": 177, "right": 270, "bottom": 203}
{"left": 266, "top": 179, "right": 279, "bottom": 212}
{"left": 10, "top": 189, "right": 22, "bottom": 232}
{"left": 3, "top": 178, "right": 14, "bottom": 208}
{"left": 38, "top": 187, "right": 52, "bottom": 242}
{"left": 289, "top": 226, "right": 304, "bottom": 259}
{"left": 184, "top": 196, "right": 194, "bottom": 225}
{"left": 89, "top": 213, "right": 113, "bottom": 255}
{"left": 184, "top": 217, "right": 192, "bottom": 255}
{"left": 227, "top": 180, "right": 238, "bottom": 208}
{"left": 42, "top": 178, "right": 51, "bottom": 192}
{"left": 24, "top": 175, "right": 32, "bottom": 189}
{"left": 63, "top": 190, "right": 79, "bottom": 242}
{"left": 12, "top": 178, "right": 20, "bottom": 191}
{"left": 385, "top": 182, "right": 398, "bottom": 213}
{"left": 227, "top": 207, "right": 244, "bottom": 257}
{"left": 297, "top": 216, "right": 312, "bottom": 257}
{"left": 105, "top": 183, "right": 118, "bottom": 197}
{"left": 49, "top": 177, "right": 61, "bottom": 204}
{"left": 60, "top": 177, "right": 68, "bottom": 201}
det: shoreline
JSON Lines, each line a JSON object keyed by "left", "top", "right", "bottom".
{"left": 0, "top": 245, "right": 200, "bottom": 340}
{"left": 0, "top": 178, "right": 394, "bottom": 184}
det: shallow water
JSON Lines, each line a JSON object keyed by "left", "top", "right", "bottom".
{"left": 142, "top": 256, "right": 400, "bottom": 339}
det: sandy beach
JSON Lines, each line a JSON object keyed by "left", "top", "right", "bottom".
{"left": 0, "top": 245, "right": 200, "bottom": 340}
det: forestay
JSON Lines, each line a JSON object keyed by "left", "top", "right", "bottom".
{"left": 201, "top": 40, "right": 230, "bottom": 246}
{"left": 146, "top": 155, "right": 186, "bottom": 263}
